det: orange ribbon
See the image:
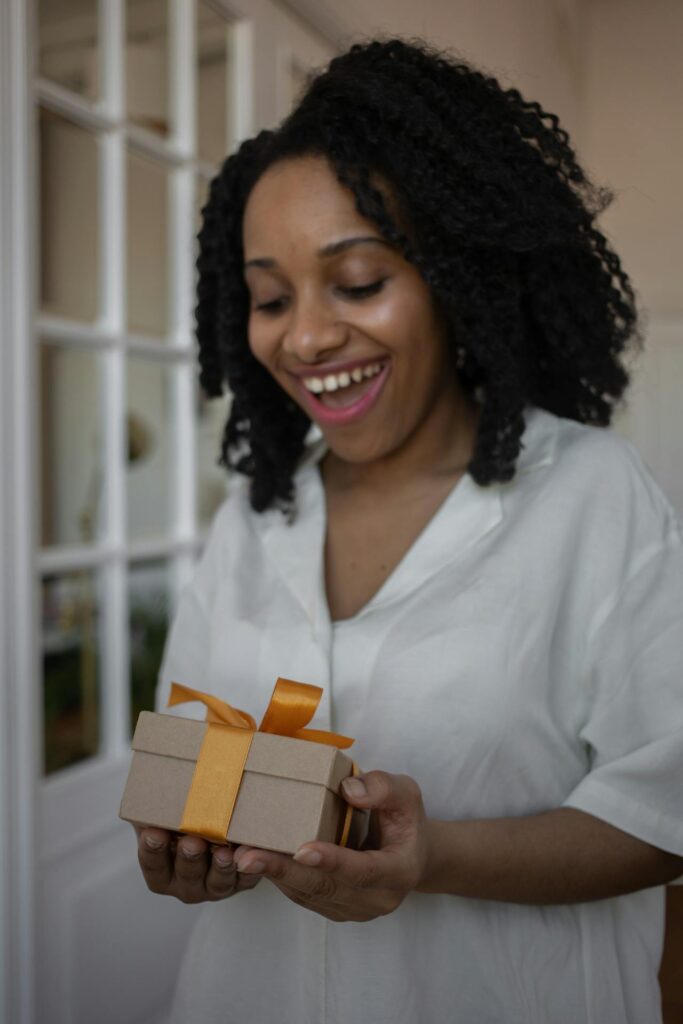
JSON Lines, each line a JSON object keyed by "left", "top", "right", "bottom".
{"left": 168, "top": 678, "right": 356, "bottom": 846}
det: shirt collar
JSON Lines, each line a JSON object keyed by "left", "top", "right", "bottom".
{"left": 254, "top": 403, "right": 558, "bottom": 625}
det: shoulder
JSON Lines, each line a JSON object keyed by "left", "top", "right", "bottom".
{"left": 518, "top": 405, "right": 682, "bottom": 591}
{"left": 523, "top": 404, "right": 679, "bottom": 526}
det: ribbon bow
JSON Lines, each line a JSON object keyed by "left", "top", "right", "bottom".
{"left": 168, "top": 678, "right": 356, "bottom": 846}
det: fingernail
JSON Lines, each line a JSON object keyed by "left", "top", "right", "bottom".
{"left": 342, "top": 776, "right": 366, "bottom": 799}
{"left": 293, "top": 848, "right": 322, "bottom": 866}
{"left": 214, "top": 850, "right": 234, "bottom": 868}
{"left": 238, "top": 858, "right": 265, "bottom": 874}
{"left": 144, "top": 836, "right": 164, "bottom": 851}
{"left": 181, "top": 839, "right": 204, "bottom": 859}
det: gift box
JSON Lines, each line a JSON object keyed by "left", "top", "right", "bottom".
{"left": 119, "top": 679, "right": 368, "bottom": 854}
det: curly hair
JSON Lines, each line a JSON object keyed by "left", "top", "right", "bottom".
{"left": 196, "top": 36, "right": 641, "bottom": 514}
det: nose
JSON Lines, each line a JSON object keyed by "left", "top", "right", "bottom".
{"left": 282, "top": 292, "right": 348, "bottom": 363}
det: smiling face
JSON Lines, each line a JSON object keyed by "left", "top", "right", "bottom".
{"left": 242, "top": 155, "right": 476, "bottom": 472}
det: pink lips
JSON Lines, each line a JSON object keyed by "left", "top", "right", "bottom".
{"left": 295, "top": 362, "right": 391, "bottom": 427}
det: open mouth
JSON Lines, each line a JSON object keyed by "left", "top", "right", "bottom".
{"left": 295, "top": 359, "right": 391, "bottom": 426}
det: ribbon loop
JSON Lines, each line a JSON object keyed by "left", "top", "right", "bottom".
{"left": 167, "top": 678, "right": 356, "bottom": 847}
{"left": 168, "top": 682, "right": 256, "bottom": 730}
{"left": 168, "top": 678, "right": 354, "bottom": 749}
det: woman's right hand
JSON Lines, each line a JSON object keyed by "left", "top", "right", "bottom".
{"left": 135, "top": 826, "right": 262, "bottom": 904}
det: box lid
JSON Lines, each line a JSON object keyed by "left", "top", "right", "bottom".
{"left": 132, "top": 711, "right": 353, "bottom": 793}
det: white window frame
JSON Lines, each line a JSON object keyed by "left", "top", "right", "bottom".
{"left": 2, "top": 1, "right": 254, "bottom": 1018}
{"left": 1, "top": 2, "right": 38, "bottom": 1020}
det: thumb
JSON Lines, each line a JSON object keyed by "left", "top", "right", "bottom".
{"left": 341, "top": 770, "right": 423, "bottom": 815}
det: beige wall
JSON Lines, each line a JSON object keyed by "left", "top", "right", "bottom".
{"left": 577, "top": 0, "right": 683, "bottom": 317}
{"left": 296, "top": 0, "right": 584, "bottom": 133}
{"left": 576, "top": 0, "right": 683, "bottom": 511}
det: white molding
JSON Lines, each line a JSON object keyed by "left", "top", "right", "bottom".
{"left": 0, "top": 0, "right": 38, "bottom": 1020}
{"left": 35, "top": 76, "right": 116, "bottom": 131}
{"left": 37, "top": 537, "right": 200, "bottom": 575}
{"left": 38, "top": 314, "right": 194, "bottom": 356}
{"left": 230, "top": 16, "right": 255, "bottom": 146}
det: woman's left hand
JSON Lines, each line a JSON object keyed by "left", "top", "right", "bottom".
{"left": 232, "top": 771, "right": 432, "bottom": 922}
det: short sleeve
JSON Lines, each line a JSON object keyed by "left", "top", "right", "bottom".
{"left": 563, "top": 513, "right": 683, "bottom": 856}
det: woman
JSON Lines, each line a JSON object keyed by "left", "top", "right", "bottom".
{"left": 137, "top": 38, "right": 683, "bottom": 1023}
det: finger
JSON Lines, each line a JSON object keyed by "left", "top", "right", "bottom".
{"left": 341, "top": 771, "right": 423, "bottom": 814}
{"left": 138, "top": 828, "right": 174, "bottom": 892}
{"left": 233, "top": 845, "right": 271, "bottom": 875}
{"left": 205, "top": 846, "right": 239, "bottom": 898}
{"left": 234, "top": 847, "right": 302, "bottom": 881}
{"left": 174, "top": 835, "right": 211, "bottom": 889}
{"left": 292, "top": 841, "right": 396, "bottom": 890}
{"left": 344, "top": 772, "right": 425, "bottom": 847}
{"left": 234, "top": 872, "right": 262, "bottom": 893}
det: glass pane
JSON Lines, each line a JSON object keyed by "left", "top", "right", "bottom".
{"left": 197, "top": 1, "right": 232, "bottom": 165}
{"left": 42, "top": 570, "right": 102, "bottom": 775}
{"left": 126, "top": 151, "right": 169, "bottom": 336}
{"left": 126, "top": 0, "right": 171, "bottom": 136}
{"left": 196, "top": 390, "right": 231, "bottom": 529}
{"left": 126, "top": 357, "right": 173, "bottom": 541}
{"left": 129, "top": 559, "right": 172, "bottom": 733}
{"left": 40, "top": 109, "right": 99, "bottom": 322}
{"left": 38, "top": 0, "right": 99, "bottom": 99}
{"left": 40, "top": 345, "right": 104, "bottom": 548}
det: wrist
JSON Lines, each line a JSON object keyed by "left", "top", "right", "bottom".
{"left": 417, "top": 818, "right": 449, "bottom": 894}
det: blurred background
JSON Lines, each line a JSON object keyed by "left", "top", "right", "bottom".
{"left": 0, "top": 1, "right": 681, "bottom": 1022}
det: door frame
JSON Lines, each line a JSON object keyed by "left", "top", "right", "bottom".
{"left": 0, "top": 1, "right": 39, "bottom": 1022}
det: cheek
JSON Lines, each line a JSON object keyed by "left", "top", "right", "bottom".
{"left": 247, "top": 319, "right": 276, "bottom": 371}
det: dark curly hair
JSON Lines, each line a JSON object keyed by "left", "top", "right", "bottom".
{"left": 196, "top": 36, "right": 641, "bottom": 514}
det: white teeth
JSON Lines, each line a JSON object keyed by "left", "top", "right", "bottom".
{"left": 302, "top": 362, "right": 383, "bottom": 394}
{"left": 363, "top": 363, "right": 381, "bottom": 379}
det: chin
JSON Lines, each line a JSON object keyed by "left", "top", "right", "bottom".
{"left": 321, "top": 431, "right": 394, "bottom": 465}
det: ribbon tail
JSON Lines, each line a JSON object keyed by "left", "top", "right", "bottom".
{"left": 295, "top": 727, "right": 355, "bottom": 750}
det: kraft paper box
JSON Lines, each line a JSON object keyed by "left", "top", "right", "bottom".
{"left": 119, "top": 711, "right": 368, "bottom": 854}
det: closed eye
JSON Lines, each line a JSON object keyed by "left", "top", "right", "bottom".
{"left": 254, "top": 297, "right": 286, "bottom": 314}
{"left": 339, "top": 279, "right": 387, "bottom": 299}
{"left": 253, "top": 279, "right": 387, "bottom": 315}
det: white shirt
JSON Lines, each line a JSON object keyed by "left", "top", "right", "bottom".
{"left": 156, "top": 405, "right": 683, "bottom": 1024}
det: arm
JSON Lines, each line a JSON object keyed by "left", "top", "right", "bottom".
{"left": 420, "top": 806, "right": 683, "bottom": 904}
{"left": 232, "top": 771, "right": 683, "bottom": 922}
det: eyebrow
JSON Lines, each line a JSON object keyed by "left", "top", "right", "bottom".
{"left": 243, "top": 235, "right": 393, "bottom": 270}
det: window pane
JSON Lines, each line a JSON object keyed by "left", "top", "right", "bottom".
{"left": 126, "top": 0, "right": 171, "bottom": 136}
{"left": 126, "top": 151, "right": 169, "bottom": 337}
{"left": 38, "top": 0, "right": 99, "bottom": 100}
{"left": 126, "top": 358, "right": 173, "bottom": 541}
{"left": 197, "top": 391, "right": 231, "bottom": 529}
{"left": 42, "top": 570, "right": 102, "bottom": 775}
{"left": 129, "top": 559, "right": 172, "bottom": 733}
{"left": 40, "top": 345, "right": 104, "bottom": 548}
{"left": 40, "top": 109, "right": 99, "bottom": 322}
{"left": 197, "top": 1, "right": 232, "bottom": 165}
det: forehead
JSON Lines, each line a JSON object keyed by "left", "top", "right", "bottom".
{"left": 242, "top": 156, "right": 379, "bottom": 256}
